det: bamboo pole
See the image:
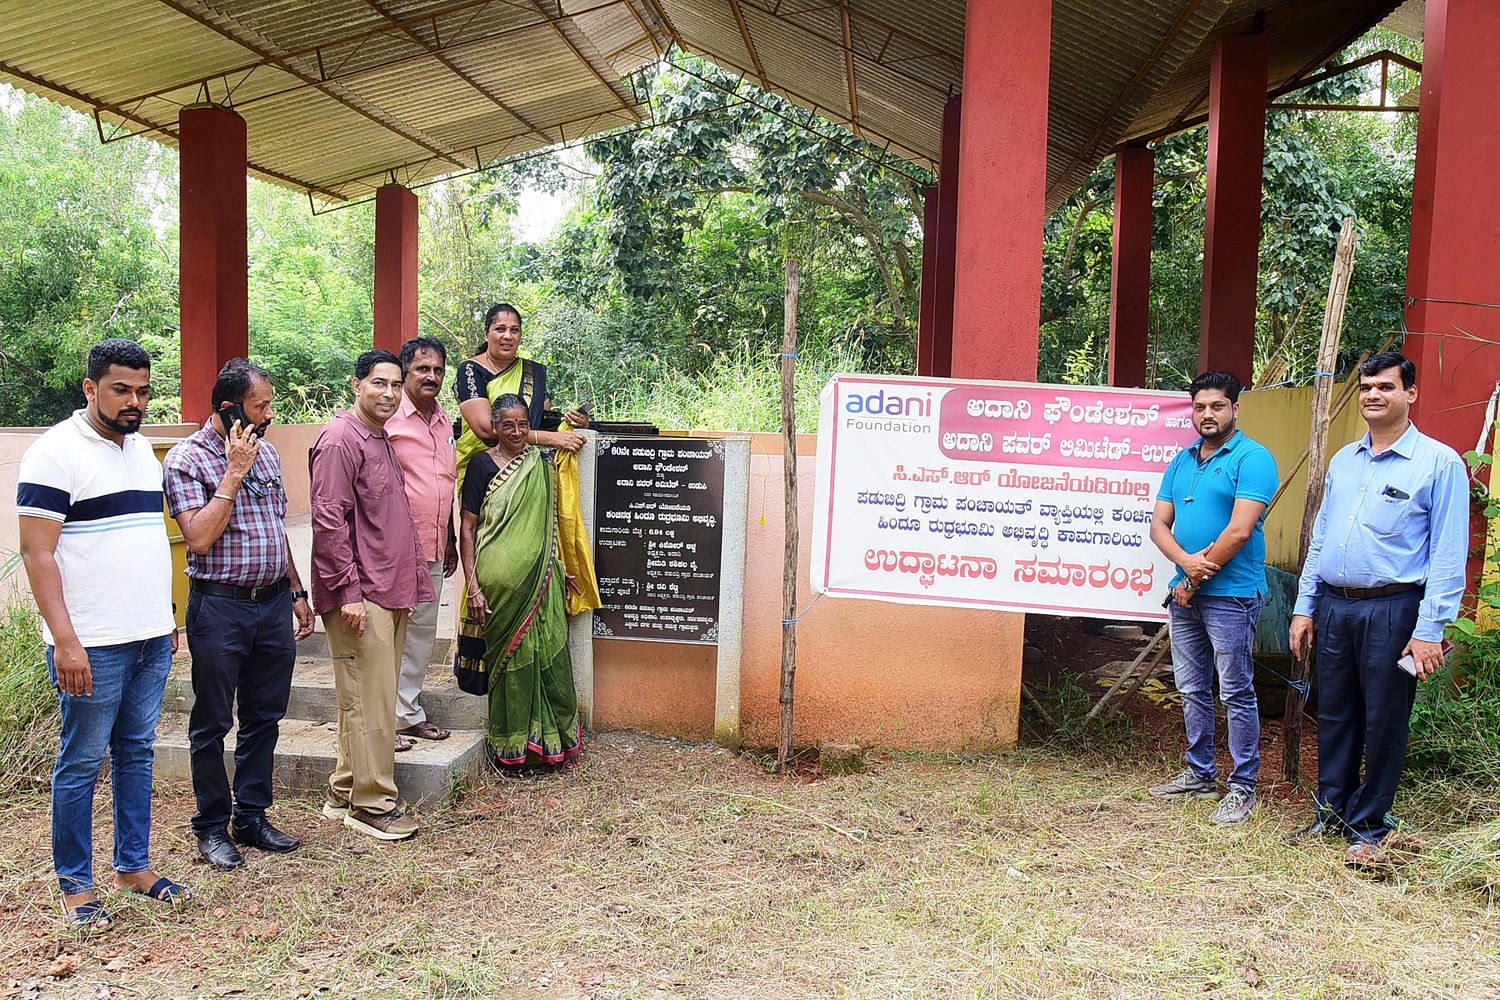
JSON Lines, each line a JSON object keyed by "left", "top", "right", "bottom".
{"left": 1083, "top": 627, "right": 1169, "bottom": 723}
{"left": 1117, "top": 630, "right": 1174, "bottom": 709}
{"left": 777, "top": 257, "right": 800, "bottom": 771}
{"left": 1264, "top": 335, "right": 1393, "bottom": 513}
{"left": 1283, "top": 217, "right": 1358, "bottom": 784}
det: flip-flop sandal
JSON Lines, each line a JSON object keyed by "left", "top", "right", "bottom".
{"left": 400, "top": 722, "right": 451, "bottom": 741}
{"left": 126, "top": 876, "right": 193, "bottom": 906}
{"left": 394, "top": 735, "right": 416, "bottom": 753}
{"left": 66, "top": 899, "right": 115, "bottom": 934}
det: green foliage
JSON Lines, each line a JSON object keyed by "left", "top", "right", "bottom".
{"left": 0, "top": 85, "right": 178, "bottom": 425}
{"left": 532, "top": 55, "right": 927, "bottom": 389}
{"left": 1408, "top": 443, "right": 1500, "bottom": 783}
{"left": 1038, "top": 32, "right": 1417, "bottom": 389}
{"left": 245, "top": 182, "right": 376, "bottom": 419}
{"left": 0, "top": 591, "right": 58, "bottom": 800}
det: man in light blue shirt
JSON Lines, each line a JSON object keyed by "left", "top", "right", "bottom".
{"left": 1148, "top": 370, "right": 1279, "bottom": 824}
{"left": 1289, "top": 352, "right": 1469, "bottom": 867}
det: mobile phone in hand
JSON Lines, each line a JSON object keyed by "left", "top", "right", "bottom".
{"left": 1396, "top": 639, "right": 1454, "bottom": 676}
{"left": 219, "top": 402, "right": 251, "bottom": 435}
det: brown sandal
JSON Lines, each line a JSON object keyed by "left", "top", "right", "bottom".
{"left": 394, "top": 734, "right": 416, "bottom": 753}
{"left": 399, "top": 721, "right": 451, "bottom": 741}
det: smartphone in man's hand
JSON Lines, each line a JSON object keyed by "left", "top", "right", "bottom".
{"left": 1396, "top": 639, "right": 1454, "bottom": 676}
{"left": 219, "top": 402, "right": 251, "bottom": 435}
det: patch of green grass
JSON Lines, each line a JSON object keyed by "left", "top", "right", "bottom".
{"left": 599, "top": 340, "right": 864, "bottom": 433}
{"left": 1408, "top": 632, "right": 1500, "bottom": 787}
{"left": 0, "top": 591, "right": 56, "bottom": 800}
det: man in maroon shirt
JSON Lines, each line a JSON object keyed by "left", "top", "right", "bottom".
{"left": 309, "top": 350, "right": 435, "bottom": 841}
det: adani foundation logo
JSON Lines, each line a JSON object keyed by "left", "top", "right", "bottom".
{"left": 842, "top": 387, "right": 935, "bottom": 435}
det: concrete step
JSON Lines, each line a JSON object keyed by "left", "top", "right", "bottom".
{"left": 152, "top": 714, "right": 488, "bottom": 808}
{"left": 163, "top": 649, "right": 487, "bottom": 732}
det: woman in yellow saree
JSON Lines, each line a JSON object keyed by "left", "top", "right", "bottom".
{"left": 456, "top": 394, "right": 582, "bottom": 766}
{"left": 453, "top": 303, "right": 588, "bottom": 487}
{"left": 454, "top": 302, "right": 601, "bottom": 616}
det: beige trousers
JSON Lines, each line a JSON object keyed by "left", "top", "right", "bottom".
{"left": 396, "top": 561, "right": 445, "bottom": 729}
{"left": 323, "top": 602, "right": 409, "bottom": 814}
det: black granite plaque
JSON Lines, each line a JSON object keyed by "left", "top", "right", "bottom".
{"left": 593, "top": 437, "right": 726, "bottom": 644}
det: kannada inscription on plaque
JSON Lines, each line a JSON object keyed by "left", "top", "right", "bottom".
{"left": 593, "top": 437, "right": 726, "bottom": 644}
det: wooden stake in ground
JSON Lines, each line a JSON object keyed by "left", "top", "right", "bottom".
{"left": 778, "top": 256, "right": 800, "bottom": 771}
{"left": 1283, "top": 216, "right": 1358, "bottom": 784}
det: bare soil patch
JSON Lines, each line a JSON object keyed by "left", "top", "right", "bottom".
{"left": 3, "top": 728, "right": 1498, "bottom": 1000}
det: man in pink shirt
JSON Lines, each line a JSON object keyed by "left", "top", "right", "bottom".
{"left": 385, "top": 337, "right": 459, "bottom": 747}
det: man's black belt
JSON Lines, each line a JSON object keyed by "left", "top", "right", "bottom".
{"left": 1326, "top": 582, "right": 1419, "bottom": 601}
{"left": 190, "top": 578, "right": 290, "bottom": 602}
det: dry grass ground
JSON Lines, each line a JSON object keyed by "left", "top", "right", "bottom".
{"left": 2, "top": 730, "right": 1498, "bottom": 1000}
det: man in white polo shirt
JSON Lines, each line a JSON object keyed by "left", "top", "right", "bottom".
{"left": 17, "top": 338, "right": 187, "bottom": 934}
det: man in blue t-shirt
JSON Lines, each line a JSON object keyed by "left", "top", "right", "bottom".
{"left": 1147, "top": 370, "right": 1279, "bottom": 824}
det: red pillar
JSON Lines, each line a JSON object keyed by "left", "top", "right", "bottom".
{"left": 916, "top": 186, "right": 938, "bottom": 375}
{"left": 1404, "top": 0, "right": 1500, "bottom": 586}
{"left": 179, "top": 105, "right": 248, "bottom": 422}
{"left": 929, "top": 95, "right": 962, "bottom": 378}
{"left": 374, "top": 184, "right": 419, "bottom": 357}
{"left": 1198, "top": 34, "right": 1268, "bottom": 381}
{"left": 951, "top": 2, "right": 1050, "bottom": 381}
{"left": 1109, "top": 146, "right": 1154, "bottom": 388}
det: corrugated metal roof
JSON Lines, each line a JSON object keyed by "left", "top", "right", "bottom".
{"left": 0, "top": 0, "right": 1403, "bottom": 207}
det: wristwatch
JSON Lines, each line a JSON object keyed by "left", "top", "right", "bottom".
{"left": 290, "top": 590, "right": 309, "bottom": 602}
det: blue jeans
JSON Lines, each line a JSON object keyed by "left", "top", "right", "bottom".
{"left": 1167, "top": 595, "right": 1263, "bottom": 792}
{"left": 48, "top": 635, "right": 172, "bottom": 895}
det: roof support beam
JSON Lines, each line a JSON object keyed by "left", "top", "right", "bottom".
{"left": 152, "top": 0, "right": 469, "bottom": 173}
{"left": 360, "top": 0, "right": 554, "bottom": 145}
{"left": 728, "top": 0, "right": 771, "bottom": 89}
{"left": 1046, "top": 0, "right": 1208, "bottom": 203}
{"left": 106, "top": 0, "right": 633, "bottom": 126}
{"left": 530, "top": 1, "right": 642, "bottom": 120}
{"left": 840, "top": 1, "right": 861, "bottom": 136}
{"left": 733, "top": 0, "right": 955, "bottom": 98}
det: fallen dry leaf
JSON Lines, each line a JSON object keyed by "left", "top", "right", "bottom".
{"left": 1242, "top": 966, "right": 1263, "bottom": 988}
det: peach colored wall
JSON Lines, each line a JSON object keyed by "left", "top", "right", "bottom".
{"left": 592, "top": 432, "right": 1025, "bottom": 751}
{"left": 593, "top": 639, "right": 717, "bottom": 739}
{"left": 263, "top": 423, "right": 324, "bottom": 517}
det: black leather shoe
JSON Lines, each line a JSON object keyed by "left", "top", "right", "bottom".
{"left": 230, "top": 814, "right": 301, "bottom": 853}
{"left": 1285, "top": 818, "right": 1341, "bottom": 845}
{"left": 197, "top": 829, "right": 245, "bottom": 870}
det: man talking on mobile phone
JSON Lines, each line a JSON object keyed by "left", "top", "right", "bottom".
{"left": 1287, "top": 352, "right": 1470, "bottom": 869}
{"left": 163, "top": 358, "right": 314, "bottom": 870}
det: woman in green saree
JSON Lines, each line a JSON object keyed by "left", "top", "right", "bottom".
{"left": 456, "top": 394, "right": 582, "bottom": 767}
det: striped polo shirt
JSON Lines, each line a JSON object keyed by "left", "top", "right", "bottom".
{"left": 16, "top": 410, "right": 175, "bottom": 647}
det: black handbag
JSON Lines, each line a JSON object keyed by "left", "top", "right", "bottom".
{"left": 453, "top": 611, "right": 490, "bottom": 696}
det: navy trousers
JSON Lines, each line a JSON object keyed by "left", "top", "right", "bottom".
{"left": 1312, "top": 589, "right": 1421, "bottom": 845}
{"left": 185, "top": 589, "right": 297, "bottom": 837}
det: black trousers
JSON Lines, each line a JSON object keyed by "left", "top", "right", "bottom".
{"left": 1312, "top": 588, "right": 1421, "bottom": 845}
{"left": 185, "top": 589, "right": 297, "bottom": 837}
